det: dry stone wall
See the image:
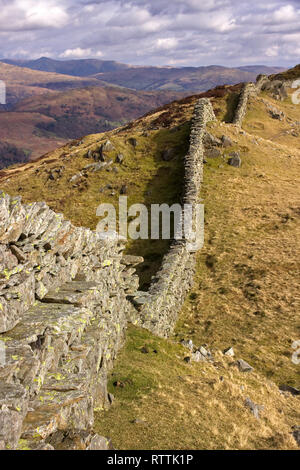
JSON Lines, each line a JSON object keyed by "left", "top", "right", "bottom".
{"left": 129, "top": 99, "right": 216, "bottom": 338}
{"left": 0, "top": 192, "right": 139, "bottom": 450}
{"left": 232, "top": 82, "right": 258, "bottom": 126}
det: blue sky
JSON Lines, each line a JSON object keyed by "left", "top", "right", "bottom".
{"left": 0, "top": 0, "right": 299, "bottom": 67}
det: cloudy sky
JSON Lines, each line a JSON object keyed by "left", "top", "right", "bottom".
{"left": 0, "top": 0, "right": 299, "bottom": 67}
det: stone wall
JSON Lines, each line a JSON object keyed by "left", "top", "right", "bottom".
{"left": 232, "top": 74, "right": 292, "bottom": 127}
{"left": 232, "top": 82, "right": 258, "bottom": 126}
{"left": 0, "top": 98, "right": 216, "bottom": 449}
{"left": 0, "top": 192, "right": 139, "bottom": 450}
{"left": 129, "top": 99, "right": 216, "bottom": 338}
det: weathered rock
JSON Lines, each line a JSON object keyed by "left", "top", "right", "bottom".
{"left": 228, "top": 152, "right": 241, "bottom": 168}
{"left": 223, "top": 347, "right": 234, "bottom": 357}
{"left": 46, "top": 430, "right": 113, "bottom": 450}
{"left": 101, "top": 140, "right": 114, "bottom": 154}
{"left": 205, "top": 148, "right": 221, "bottom": 159}
{"left": 116, "top": 153, "right": 124, "bottom": 164}
{"left": 236, "top": 359, "right": 253, "bottom": 372}
{"left": 279, "top": 385, "right": 300, "bottom": 396}
{"left": 221, "top": 135, "right": 233, "bottom": 148}
{"left": 181, "top": 339, "right": 194, "bottom": 351}
{"left": 121, "top": 255, "right": 144, "bottom": 267}
{"left": 244, "top": 397, "right": 264, "bottom": 419}
{"left": 204, "top": 132, "right": 222, "bottom": 147}
{"left": 70, "top": 173, "right": 83, "bottom": 184}
{"left": 0, "top": 383, "right": 28, "bottom": 450}
{"left": 268, "top": 105, "right": 285, "bottom": 121}
{"left": 292, "top": 426, "right": 300, "bottom": 447}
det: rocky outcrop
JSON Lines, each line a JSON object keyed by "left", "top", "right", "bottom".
{"left": 0, "top": 191, "right": 139, "bottom": 450}
{"left": 128, "top": 99, "right": 216, "bottom": 338}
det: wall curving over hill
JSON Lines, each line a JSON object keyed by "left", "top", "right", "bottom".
{"left": 129, "top": 99, "right": 216, "bottom": 337}
{"left": 0, "top": 98, "right": 216, "bottom": 449}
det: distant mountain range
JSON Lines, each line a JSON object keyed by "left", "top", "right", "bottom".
{"left": 2, "top": 57, "right": 285, "bottom": 92}
{"left": 2, "top": 57, "right": 130, "bottom": 77}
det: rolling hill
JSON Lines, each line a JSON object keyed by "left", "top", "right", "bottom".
{"left": 0, "top": 66, "right": 299, "bottom": 449}
{"left": 93, "top": 64, "right": 286, "bottom": 92}
{"left": 2, "top": 57, "right": 284, "bottom": 92}
{"left": 0, "top": 61, "right": 107, "bottom": 107}
{"left": 2, "top": 57, "right": 130, "bottom": 77}
{"left": 0, "top": 61, "right": 185, "bottom": 167}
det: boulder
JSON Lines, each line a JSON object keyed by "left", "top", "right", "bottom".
{"left": 204, "top": 132, "right": 222, "bottom": 147}
{"left": 228, "top": 152, "right": 241, "bottom": 168}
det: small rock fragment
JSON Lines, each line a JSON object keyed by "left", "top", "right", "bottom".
{"left": 236, "top": 359, "right": 253, "bottom": 372}
{"left": 223, "top": 347, "right": 235, "bottom": 357}
{"left": 245, "top": 397, "right": 264, "bottom": 419}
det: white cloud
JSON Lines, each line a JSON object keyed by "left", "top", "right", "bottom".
{"left": 59, "top": 48, "right": 92, "bottom": 58}
{"left": 266, "top": 45, "right": 279, "bottom": 57}
{"left": 0, "top": 0, "right": 69, "bottom": 31}
{"left": 273, "top": 4, "right": 296, "bottom": 22}
{"left": 59, "top": 47, "right": 104, "bottom": 58}
{"left": 155, "top": 38, "right": 178, "bottom": 50}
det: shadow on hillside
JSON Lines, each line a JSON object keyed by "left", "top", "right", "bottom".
{"left": 125, "top": 124, "right": 189, "bottom": 290}
{"left": 223, "top": 92, "right": 240, "bottom": 123}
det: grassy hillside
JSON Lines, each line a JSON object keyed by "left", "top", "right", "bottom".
{"left": 270, "top": 64, "right": 300, "bottom": 82}
{"left": 0, "top": 77, "right": 299, "bottom": 449}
